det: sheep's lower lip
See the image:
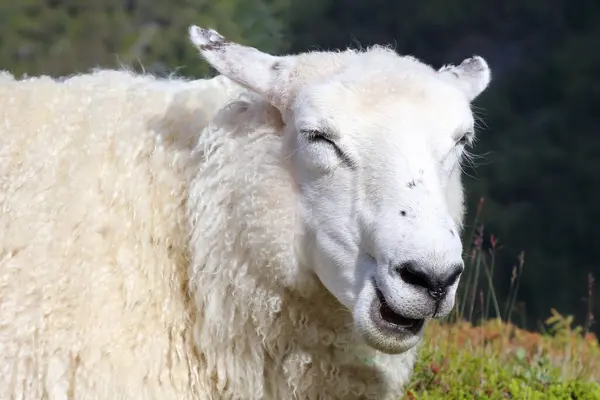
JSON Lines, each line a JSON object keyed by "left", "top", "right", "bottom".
{"left": 370, "top": 281, "right": 425, "bottom": 334}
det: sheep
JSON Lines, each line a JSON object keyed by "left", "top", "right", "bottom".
{"left": 0, "top": 24, "right": 491, "bottom": 400}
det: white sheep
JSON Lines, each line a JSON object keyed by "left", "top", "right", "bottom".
{"left": 0, "top": 25, "right": 491, "bottom": 400}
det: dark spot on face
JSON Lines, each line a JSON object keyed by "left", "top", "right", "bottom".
{"left": 271, "top": 61, "right": 283, "bottom": 71}
{"left": 407, "top": 180, "right": 416, "bottom": 188}
{"left": 9, "top": 247, "right": 22, "bottom": 257}
{"left": 400, "top": 210, "right": 407, "bottom": 217}
{"left": 449, "top": 229, "right": 455, "bottom": 237}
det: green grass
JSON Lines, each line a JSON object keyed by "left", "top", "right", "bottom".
{"left": 404, "top": 198, "right": 600, "bottom": 399}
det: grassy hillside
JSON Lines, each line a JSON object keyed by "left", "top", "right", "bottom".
{"left": 407, "top": 316, "right": 600, "bottom": 398}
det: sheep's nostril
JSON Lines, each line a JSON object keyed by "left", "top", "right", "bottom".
{"left": 394, "top": 261, "right": 463, "bottom": 300}
{"left": 396, "top": 262, "right": 431, "bottom": 289}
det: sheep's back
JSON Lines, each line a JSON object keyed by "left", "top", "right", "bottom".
{"left": 0, "top": 69, "right": 242, "bottom": 399}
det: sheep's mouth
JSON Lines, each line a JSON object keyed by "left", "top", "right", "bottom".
{"left": 371, "top": 283, "right": 424, "bottom": 334}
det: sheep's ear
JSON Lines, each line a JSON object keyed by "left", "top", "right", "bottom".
{"left": 437, "top": 56, "right": 491, "bottom": 102}
{"left": 189, "top": 25, "right": 292, "bottom": 109}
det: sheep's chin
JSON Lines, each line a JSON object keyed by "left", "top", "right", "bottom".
{"left": 352, "top": 278, "right": 426, "bottom": 355}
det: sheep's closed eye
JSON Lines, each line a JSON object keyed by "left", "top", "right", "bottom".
{"left": 301, "top": 129, "right": 356, "bottom": 169}
{"left": 303, "top": 129, "right": 337, "bottom": 147}
{"left": 456, "top": 132, "right": 473, "bottom": 146}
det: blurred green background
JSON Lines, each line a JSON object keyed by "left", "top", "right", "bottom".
{"left": 2, "top": 0, "right": 598, "bottom": 335}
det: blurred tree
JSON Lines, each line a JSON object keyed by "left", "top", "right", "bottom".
{"left": 0, "top": 0, "right": 291, "bottom": 78}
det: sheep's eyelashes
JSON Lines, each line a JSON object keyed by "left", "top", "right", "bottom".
{"left": 302, "top": 129, "right": 336, "bottom": 145}
{"left": 301, "top": 130, "right": 357, "bottom": 170}
{"left": 456, "top": 133, "right": 472, "bottom": 146}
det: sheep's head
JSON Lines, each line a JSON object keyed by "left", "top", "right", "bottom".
{"left": 189, "top": 26, "right": 491, "bottom": 355}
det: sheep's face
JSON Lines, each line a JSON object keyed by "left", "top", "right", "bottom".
{"left": 189, "top": 26, "right": 491, "bottom": 355}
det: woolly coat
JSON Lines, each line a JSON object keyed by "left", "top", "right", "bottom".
{"left": 0, "top": 70, "right": 416, "bottom": 400}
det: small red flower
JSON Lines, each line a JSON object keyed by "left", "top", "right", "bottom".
{"left": 490, "top": 234, "right": 497, "bottom": 249}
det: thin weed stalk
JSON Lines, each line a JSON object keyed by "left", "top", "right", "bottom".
{"left": 505, "top": 251, "right": 525, "bottom": 324}
{"left": 482, "top": 254, "right": 501, "bottom": 320}
{"left": 584, "top": 273, "right": 595, "bottom": 337}
{"left": 467, "top": 247, "right": 482, "bottom": 322}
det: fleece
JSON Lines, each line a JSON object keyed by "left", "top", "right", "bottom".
{"left": 0, "top": 69, "right": 416, "bottom": 400}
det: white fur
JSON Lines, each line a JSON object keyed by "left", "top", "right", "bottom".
{"left": 0, "top": 25, "right": 491, "bottom": 400}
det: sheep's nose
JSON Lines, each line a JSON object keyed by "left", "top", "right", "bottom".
{"left": 394, "top": 261, "right": 464, "bottom": 300}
